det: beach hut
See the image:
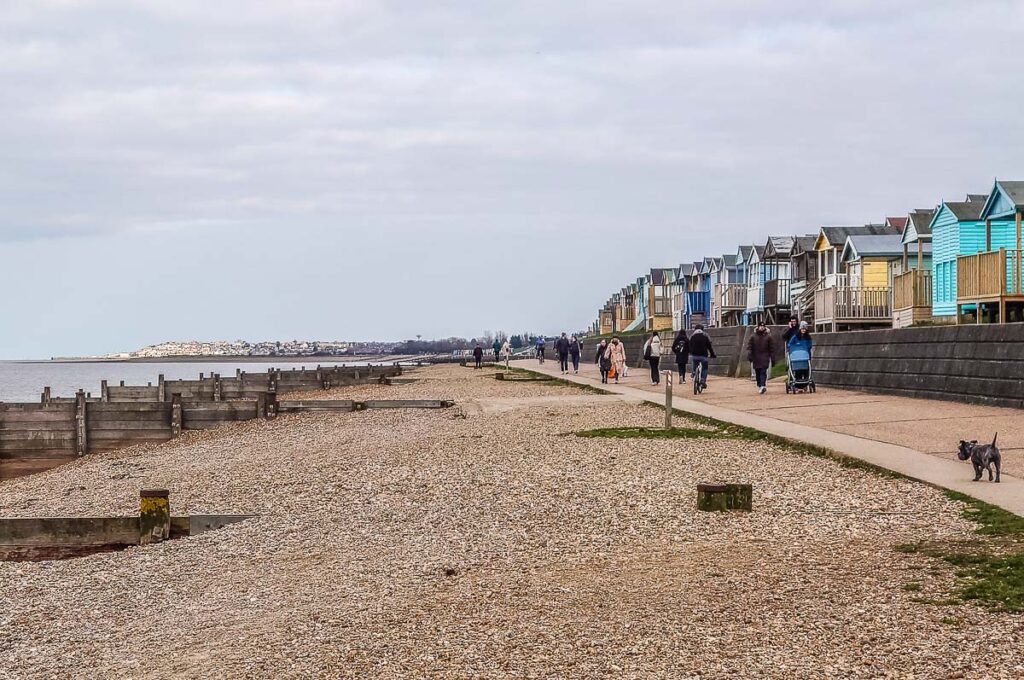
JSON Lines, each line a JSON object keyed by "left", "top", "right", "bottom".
{"left": 953, "top": 181, "right": 1024, "bottom": 323}
{"left": 645, "top": 268, "right": 675, "bottom": 332}
{"left": 789, "top": 235, "right": 819, "bottom": 324}
{"left": 930, "top": 194, "right": 990, "bottom": 321}
{"left": 812, "top": 223, "right": 900, "bottom": 331}
{"left": 761, "top": 236, "right": 796, "bottom": 324}
{"left": 743, "top": 245, "right": 766, "bottom": 324}
{"left": 891, "top": 208, "right": 936, "bottom": 328}
{"left": 671, "top": 263, "right": 694, "bottom": 331}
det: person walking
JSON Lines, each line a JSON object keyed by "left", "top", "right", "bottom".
{"left": 492, "top": 338, "right": 501, "bottom": 363}
{"left": 472, "top": 344, "right": 483, "bottom": 369}
{"left": 499, "top": 338, "right": 512, "bottom": 368}
{"left": 555, "top": 332, "right": 570, "bottom": 374}
{"left": 605, "top": 336, "right": 626, "bottom": 384}
{"left": 671, "top": 328, "right": 689, "bottom": 385}
{"left": 643, "top": 331, "right": 662, "bottom": 385}
{"left": 782, "top": 317, "right": 799, "bottom": 344}
{"left": 595, "top": 339, "right": 611, "bottom": 383}
{"left": 787, "top": 323, "right": 813, "bottom": 383}
{"left": 747, "top": 321, "right": 775, "bottom": 394}
{"left": 568, "top": 335, "right": 582, "bottom": 374}
{"left": 687, "top": 324, "right": 716, "bottom": 390}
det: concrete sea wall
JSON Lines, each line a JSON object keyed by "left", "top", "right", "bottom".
{"left": 812, "top": 325, "right": 1024, "bottom": 409}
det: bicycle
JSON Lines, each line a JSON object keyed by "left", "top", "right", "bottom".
{"left": 692, "top": 360, "right": 706, "bottom": 395}
{"left": 536, "top": 347, "right": 545, "bottom": 364}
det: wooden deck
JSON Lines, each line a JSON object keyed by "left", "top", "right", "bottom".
{"left": 956, "top": 248, "right": 1024, "bottom": 323}
{"left": 813, "top": 285, "right": 892, "bottom": 331}
{"left": 893, "top": 269, "right": 932, "bottom": 328}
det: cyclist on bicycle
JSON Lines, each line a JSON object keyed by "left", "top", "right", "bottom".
{"left": 687, "top": 324, "right": 716, "bottom": 390}
{"left": 535, "top": 336, "right": 546, "bottom": 362}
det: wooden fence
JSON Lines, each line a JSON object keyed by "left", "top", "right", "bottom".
{"left": 1, "top": 364, "right": 402, "bottom": 480}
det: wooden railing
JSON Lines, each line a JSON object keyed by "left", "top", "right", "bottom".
{"left": 814, "top": 286, "right": 891, "bottom": 322}
{"left": 763, "top": 278, "right": 791, "bottom": 308}
{"left": 893, "top": 269, "right": 932, "bottom": 311}
{"left": 719, "top": 283, "right": 746, "bottom": 309}
{"left": 957, "top": 249, "right": 1024, "bottom": 300}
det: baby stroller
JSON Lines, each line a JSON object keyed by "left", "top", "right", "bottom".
{"left": 785, "top": 344, "right": 816, "bottom": 393}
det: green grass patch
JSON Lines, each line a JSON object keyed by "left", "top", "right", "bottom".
{"left": 944, "top": 491, "right": 1024, "bottom": 537}
{"left": 770, "top": 362, "right": 789, "bottom": 380}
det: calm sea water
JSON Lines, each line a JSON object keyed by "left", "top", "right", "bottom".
{"left": 0, "top": 359, "right": 386, "bottom": 403}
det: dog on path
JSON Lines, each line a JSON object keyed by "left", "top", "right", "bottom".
{"left": 958, "top": 434, "right": 1001, "bottom": 483}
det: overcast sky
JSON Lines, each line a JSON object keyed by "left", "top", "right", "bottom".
{"left": 2, "top": 1, "right": 1023, "bottom": 358}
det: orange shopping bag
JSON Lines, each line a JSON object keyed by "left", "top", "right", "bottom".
{"left": 608, "top": 365, "right": 616, "bottom": 379}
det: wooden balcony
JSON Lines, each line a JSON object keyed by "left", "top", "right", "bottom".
{"left": 718, "top": 283, "right": 747, "bottom": 310}
{"left": 893, "top": 269, "right": 932, "bottom": 328}
{"left": 957, "top": 249, "right": 1024, "bottom": 302}
{"left": 763, "top": 278, "right": 791, "bottom": 308}
{"left": 894, "top": 270, "right": 932, "bottom": 310}
{"left": 814, "top": 286, "right": 891, "bottom": 330}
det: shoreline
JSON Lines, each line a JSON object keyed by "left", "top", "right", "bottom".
{"left": 5, "top": 354, "right": 413, "bottom": 365}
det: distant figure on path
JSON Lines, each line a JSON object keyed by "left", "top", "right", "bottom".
{"left": 747, "top": 321, "right": 775, "bottom": 394}
{"left": 500, "top": 339, "right": 512, "bottom": 368}
{"left": 605, "top": 336, "right": 626, "bottom": 384}
{"left": 671, "top": 328, "right": 689, "bottom": 385}
{"left": 492, "top": 338, "right": 502, "bottom": 363}
{"left": 472, "top": 344, "right": 483, "bottom": 369}
{"left": 569, "top": 335, "right": 582, "bottom": 374}
{"left": 643, "top": 331, "right": 662, "bottom": 385}
{"left": 688, "top": 324, "right": 715, "bottom": 390}
{"left": 535, "top": 336, "right": 546, "bottom": 363}
{"left": 595, "top": 339, "right": 611, "bottom": 383}
{"left": 782, "top": 317, "right": 799, "bottom": 343}
{"left": 787, "top": 323, "right": 813, "bottom": 383}
{"left": 555, "top": 332, "right": 570, "bottom": 374}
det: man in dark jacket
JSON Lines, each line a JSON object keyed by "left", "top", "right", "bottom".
{"left": 747, "top": 322, "right": 775, "bottom": 394}
{"left": 472, "top": 344, "right": 484, "bottom": 369}
{"left": 782, "top": 318, "right": 798, "bottom": 343}
{"left": 492, "top": 338, "right": 501, "bottom": 362}
{"left": 687, "top": 325, "right": 716, "bottom": 389}
{"left": 555, "top": 333, "right": 570, "bottom": 374}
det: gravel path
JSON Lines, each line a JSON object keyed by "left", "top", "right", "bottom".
{"left": 1, "top": 365, "right": 1022, "bottom": 678}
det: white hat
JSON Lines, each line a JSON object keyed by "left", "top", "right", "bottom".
{"left": 799, "top": 321, "right": 808, "bottom": 328}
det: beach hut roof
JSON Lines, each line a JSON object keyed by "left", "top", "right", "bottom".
{"left": 841, "top": 234, "right": 922, "bottom": 262}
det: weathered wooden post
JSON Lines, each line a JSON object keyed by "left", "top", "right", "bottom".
{"left": 663, "top": 370, "right": 673, "bottom": 429}
{"left": 139, "top": 489, "right": 170, "bottom": 545}
{"left": 41, "top": 387, "right": 51, "bottom": 405}
{"left": 101, "top": 380, "right": 109, "bottom": 402}
{"left": 74, "top": 390, "right": 87, "bottom": 456}
{"left": 170, "top": 394, "right": 182, "bottom": 437}
{"left": 697, "top": 483, "right": 753, "bottom": 512}
{"left": 158, "top": 374, "right": 166, "bottom": 402}
{"left": 213, "top": 374, "right": 222, "bottom": 402}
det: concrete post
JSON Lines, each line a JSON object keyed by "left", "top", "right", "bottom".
{"left": 139, "top": 489, "right": 170, "bottom": 544}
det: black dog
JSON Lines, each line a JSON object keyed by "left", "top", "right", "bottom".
{"left": 958, "top": 433, "right": 1001, "bottom": 483}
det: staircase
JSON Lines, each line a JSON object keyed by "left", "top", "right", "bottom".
{"left": 792, "top": 278, "right": 822, "bottom": 323}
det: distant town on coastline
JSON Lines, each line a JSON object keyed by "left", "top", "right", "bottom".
{"left": 69, "top": 333, "right": 547, "bottom": 360}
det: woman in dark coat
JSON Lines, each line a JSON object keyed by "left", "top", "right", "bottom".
{"left": 595, "top": 339, "right": 611, "bottom": 383}
{"left": 747, "top": 322, "right": 775, "bottom": 394}
{"left": 671, "top": 329, "right": 689, "bottom": 384}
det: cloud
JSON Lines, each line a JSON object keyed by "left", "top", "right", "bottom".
{"left": 1, "top": 1, "right": 1023, "bottom": 354}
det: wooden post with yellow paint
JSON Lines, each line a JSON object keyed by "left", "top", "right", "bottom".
{"left": 139, "top": 489, "right": 170, "bottom": 544}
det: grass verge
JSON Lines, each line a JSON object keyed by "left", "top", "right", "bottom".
{"left": 898, "top": 492, "right": 1024, "bottom": 612}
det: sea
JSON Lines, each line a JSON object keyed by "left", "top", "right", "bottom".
{"left": 0, "top": 358, "right": 391, "bottom": 403}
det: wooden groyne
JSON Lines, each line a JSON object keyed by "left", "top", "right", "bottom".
{"left": 0, "top": 364, "right": 402, "bottom": 480}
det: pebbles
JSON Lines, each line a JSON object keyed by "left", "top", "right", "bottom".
{"left": 0, "top": 364, "right": 1021, "bottom": 678}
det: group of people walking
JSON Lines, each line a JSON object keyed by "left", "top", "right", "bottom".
{"left": 587, "top": 317, "right": 813, "bottom": 394}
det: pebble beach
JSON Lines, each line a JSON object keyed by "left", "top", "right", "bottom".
{"left": 1, "top": 364, "right": 1022, "bottom": 678}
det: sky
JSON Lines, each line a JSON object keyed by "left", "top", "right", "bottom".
{"left": 2, "top": 1, "right": 1024, "bottom": 358}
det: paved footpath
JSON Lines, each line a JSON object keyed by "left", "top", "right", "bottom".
{"left": 524, "top": 358, "right": 1024, "bottom": 517}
